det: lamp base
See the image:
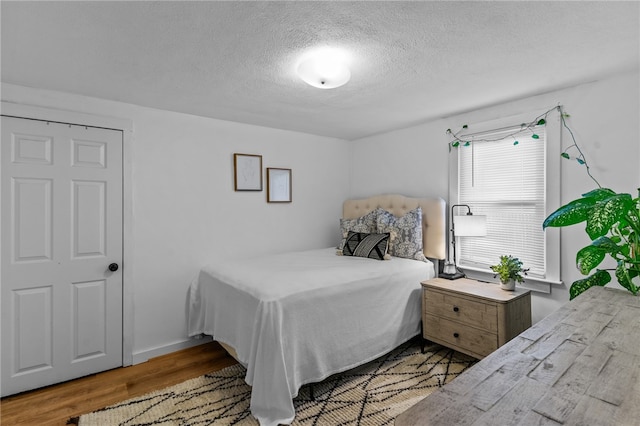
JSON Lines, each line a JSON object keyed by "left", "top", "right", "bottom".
{"left": 439, "top": 271, "right": 466, "bottom": 280}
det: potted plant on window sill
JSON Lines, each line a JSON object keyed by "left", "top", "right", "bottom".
{"left": 490, "top": 255, "right": 528, "bottom": 291}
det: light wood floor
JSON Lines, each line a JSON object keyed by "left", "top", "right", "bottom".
{"left": 1, "top": 341, "right": 237, "bottom": 426}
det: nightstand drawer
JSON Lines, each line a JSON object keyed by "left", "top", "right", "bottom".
{"left": 424, "top": 289, "right": 498, "bottom": 332}
{"left": 424, "top": 314, "right": 498, "bottom": 358}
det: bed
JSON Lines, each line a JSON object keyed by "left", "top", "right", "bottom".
{"left": 188, "top": 194, "right": 446, "bottom": 426}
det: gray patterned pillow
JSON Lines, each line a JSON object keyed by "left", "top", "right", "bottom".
{"left": 376, "top": 207, "right": 427, "bottom": 262}
{"left": 337, "top": 208, "right": 382, "bottom": 250}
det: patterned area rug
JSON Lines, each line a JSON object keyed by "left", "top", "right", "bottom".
{"left": 75, "top": 339, "right": 476, "bottom": 425}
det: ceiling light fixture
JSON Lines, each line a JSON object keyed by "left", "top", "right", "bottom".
{"left": 296, "top": 48, "right": 351, "bottom": 89}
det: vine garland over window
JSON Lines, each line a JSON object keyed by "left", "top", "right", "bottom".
{"left": 447, "top": 105, "right": 601, "bottom": 188}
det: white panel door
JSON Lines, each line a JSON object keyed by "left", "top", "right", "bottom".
{"left": 1, "top": 116, "right": 123, "bottom": 396}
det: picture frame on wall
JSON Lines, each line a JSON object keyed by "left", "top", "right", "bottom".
{"left": 234, "top": 153, "right": 263, "bottom": 191}
{"left": 267, "top": 168, "right": 292, "bottom": 203}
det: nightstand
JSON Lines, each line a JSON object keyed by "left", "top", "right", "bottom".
{"left": 421, "top": 277, "right": 531, "bottom": 359}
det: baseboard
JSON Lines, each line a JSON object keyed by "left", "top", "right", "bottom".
{"left": 132, "top": 334, "right": 214, "bottom": 365}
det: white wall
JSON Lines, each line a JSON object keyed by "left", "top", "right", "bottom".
{"left": 348, "top": 118, "right": 450, "bottom": 199}
{"left": 350, "top": 70, "right": 640, "bottom": 323}
{"left": 3, "top": 70, "right": 638, "bottom": 359}
{"left": 1, "top": 83, "right": 350, "bottom": 362}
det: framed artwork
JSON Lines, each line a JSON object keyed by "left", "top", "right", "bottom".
{"left": 267, "top": 168, "right": 292, "bottom": 203}
{"left": 234, "top": 153, "right": 262, "bottom": 191}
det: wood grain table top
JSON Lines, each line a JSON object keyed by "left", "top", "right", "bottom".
{"left": 422, "top": 278, "right": 530, "bottom": 303}
{"left": 396, "top": 286, "right": 640, "bottom": 425}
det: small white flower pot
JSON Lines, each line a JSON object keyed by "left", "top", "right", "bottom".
{"left": 500, "top": 279, "right": 516, "bottom": 291}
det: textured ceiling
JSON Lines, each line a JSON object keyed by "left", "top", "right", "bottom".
{"left": 1, "top": 1, "right": 639, "bottom": 140}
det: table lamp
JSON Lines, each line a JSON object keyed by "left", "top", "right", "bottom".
{"left": 441, "top": 204, "right": 487, "bottom": 280}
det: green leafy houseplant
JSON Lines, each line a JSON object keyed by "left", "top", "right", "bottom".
{"left": 490, "top": 255, "right": 528, "bottom": 285}
{"left": 543, "top": 188, "right": 640, "bottom": 299}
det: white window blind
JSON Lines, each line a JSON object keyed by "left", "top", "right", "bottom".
{"left": 457, "top": 125, "right": 546, "bottom": 278}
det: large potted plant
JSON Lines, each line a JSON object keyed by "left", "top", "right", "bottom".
{"left": 543, "top": 188, "right": 640, "bottom": 299}
{"left": 490, "top": 255, "right": 528, "bottom": 291}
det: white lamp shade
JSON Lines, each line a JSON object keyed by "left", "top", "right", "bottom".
{"left": 297, "top": 49, "right": 351, "bottom": 89}
{"left": 454, "top": 215, "right": 487, "bottom": 237}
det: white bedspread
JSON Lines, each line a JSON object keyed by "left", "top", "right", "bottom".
{"left": 188, "top": 248, "right": 434, "bottom": 426}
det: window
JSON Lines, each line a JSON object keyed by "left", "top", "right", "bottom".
{"left": 449, "top": 111, "right": 561, "bottom": 290}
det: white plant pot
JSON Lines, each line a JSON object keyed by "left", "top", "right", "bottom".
{"left": 500, "top": 279, "right": 516, "bottom": 291}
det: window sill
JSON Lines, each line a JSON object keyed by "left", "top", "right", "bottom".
{"left": 461, "top": 266, "right": 563, "bottom": 294}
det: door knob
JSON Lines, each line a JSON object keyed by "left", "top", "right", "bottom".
{"left": 108, "top": 263, "right": 119, "bottom": 272}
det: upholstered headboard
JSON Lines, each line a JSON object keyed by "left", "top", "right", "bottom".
{"left": 342, "top": 194, "right": 446, "bottom": 261}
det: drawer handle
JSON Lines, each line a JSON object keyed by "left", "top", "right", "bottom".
{"left": 453, "top": 332, "right": 460, "bottom": 338}
{"left": 453, "top": 306, "right": 459, "bottom": 312}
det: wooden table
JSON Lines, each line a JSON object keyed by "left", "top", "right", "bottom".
{"left": 396, "top": 286, "right": 640, "bottom": 425}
